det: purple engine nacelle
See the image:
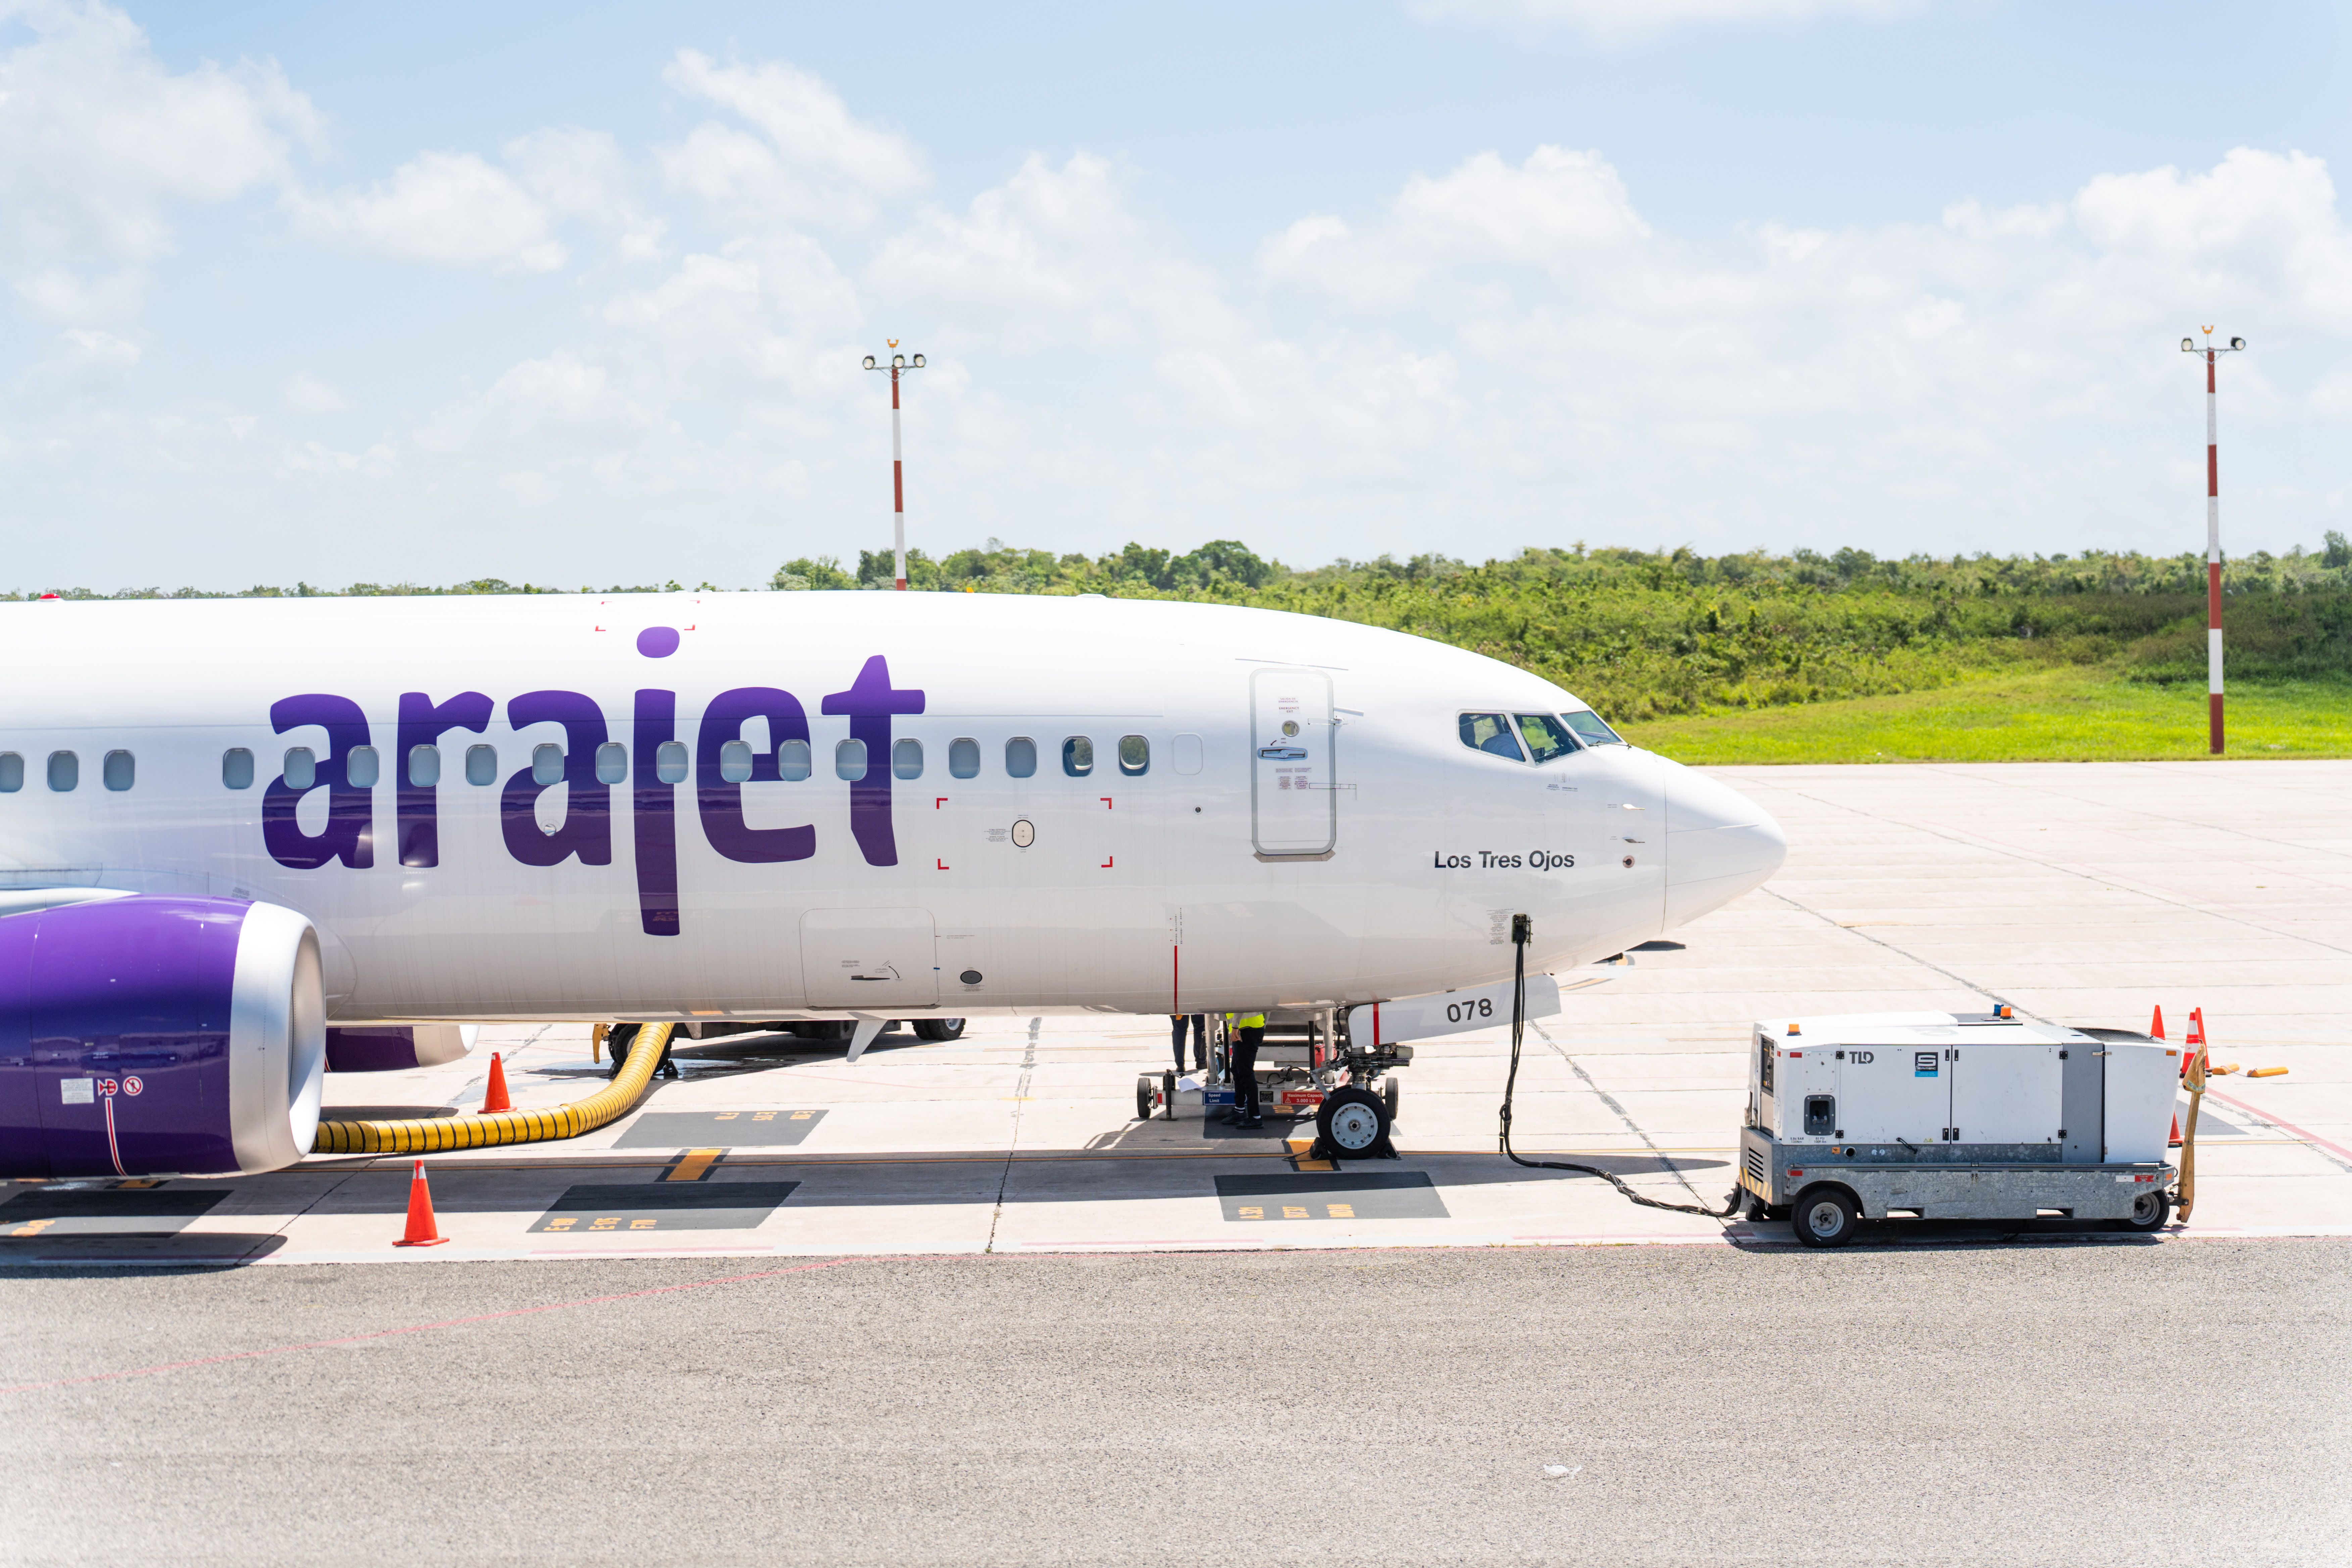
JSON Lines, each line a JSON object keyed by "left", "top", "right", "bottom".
{"left": 0, "top": 896, "right": 326, "bottom": 1179}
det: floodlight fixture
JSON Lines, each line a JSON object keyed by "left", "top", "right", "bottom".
{"left": 863, "top": 354, "right": 877, "bottom": 369}
{"left": 892, "top": 354, "right": 905, "bottom": 368}
{"left": 2182, "top": 338, "right": 2195, "bottom": 351}
{"left": 911, "top": 353, "right": 925, "bottom": 368}
{"left": 2229, "top": 337, "right": 2246, "bottom": 350}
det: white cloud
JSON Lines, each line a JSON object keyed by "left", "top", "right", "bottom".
{"left": 286, "top": 150, "right": 569, "bottom": 274}
{"left": 872, "top": 153, "right": 1231, "bottom": 349}
{"left": 1263, "top": 146, "right": 1650, "bottom": 306}
{"left": 1413, "top": 0, "right": 1917, "bottom": 45}
{"left": 0, "top": 1, "right": 318, "bottom": 264}
{"left": 279, "top": 370, "right": 350, "bottom": 415}
{"left": 658, "top": 49, "right": 927, "bottom": 232}
{"left": 13, "top": 263, "right": 144, "bottom": 325}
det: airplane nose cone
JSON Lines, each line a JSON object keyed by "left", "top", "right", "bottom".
{"left": 1662, "top": 765, "right": 1786, "bottom": 925}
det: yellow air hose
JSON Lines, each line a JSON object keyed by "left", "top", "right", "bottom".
{"left": 312, "top": 1023, "right": 673, "bottom": 1156}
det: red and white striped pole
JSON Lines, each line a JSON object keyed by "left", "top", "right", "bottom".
{"left": 2184, "top": 329, "right": 2245, "bottom": 756}
{"left": 864, "top": 343, "right": 924, "bottom": 591}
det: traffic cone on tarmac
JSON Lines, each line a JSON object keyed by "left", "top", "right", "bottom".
{"left": 480, "top": 1051, "right": 511, "bottom": 1114}
{"left": 393, "top": 1158, "right": 449, "bottom": 1247}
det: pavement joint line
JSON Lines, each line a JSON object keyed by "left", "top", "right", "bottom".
{"left": 1529, "top": 1020, "right": 1718, "bottom": 1207}
{"left": 1758, "top": 886, "right": 2026, "bottom": 1017}
{"left": 2202, "top": 1088, "right": 2352, "bottom": 1173}
{"left": 1913, "top": 763, "right": 2352, "bottom": 868}
{"left": 1769, "top": 783, "right": 2352, "bottom": 962}
{"left": 0, "top": 1256, "right": 865, "bottom": 1396}
{"left": 984, "top": 1018, "right": 1042, "bottom": 1252}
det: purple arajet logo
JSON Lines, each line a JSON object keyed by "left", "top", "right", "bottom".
{"left": 261, "top": 643, "right": 920, "bottom": 933}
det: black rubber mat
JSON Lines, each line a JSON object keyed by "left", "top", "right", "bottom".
{"left": 527, "top": 1180, "right": 799, "bottom": 1234}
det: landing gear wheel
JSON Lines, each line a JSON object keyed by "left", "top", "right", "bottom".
{"left": 1381, "top": 1075, "right": 1401, "bottom": 1125}
{"left": 1316, "top": 1085, "right": 1392, "bottom": 1160}
{"left": 1793, "top": 1187, "right": 1862, "bottom": 1249}
{"left": 1163, "top": 1071, "right": 1178, "bottom": 1121}
{"left": 605, "top": 1022, "right": 640, "bottom": 1080}
{"left": 914, "top": 1018, "right": 967, "bottom": 1042}
{"left": 1135, "top": 1075, "right": 1156, "bottom": 1122}
{"left": 2115, "top": 1190, "right": 2173, "bottom": 1232}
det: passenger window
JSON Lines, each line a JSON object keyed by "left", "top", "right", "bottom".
{"left": 221, "top": 749, "right": 253, "bottom": 790}
{"left": 465, "top": 744, "right": 498, "bottom": 786}
{"left": 1458, "top": 713, "right": 1524, "bottom": 762}
{"left": 1118, "top": 735, "right": 1149, "bottom": 776}
{"left": 836, "top": 739, "right": 868, "bottom": 781}
{"left": 1006, "top": 737, "right": 1036, "bottom": 778}
{"left": 1063, "top": 736, "right": 1093, "bottom": 777}
{"left": 0, "top": 751, "right": 22, "bottom": 792}
{"left": 282, "top": 747, "right": 315, "bottom": 790}
{"left": 102, "top": 750, "right": 135, "bottom": 791}
{"left": 347, "top": 746, "right": 379, "bottom": 788}
{"left": 893, "top": 738, "right": 923, "bottom": 780}
{"left": 656, "top": 741, "right": 689, "bottom": 784}
{"left": 595, "top": 742, "right": 627, "bottom": 784}
{"left": 47, "top": 751, "right": 77, "bottom": 791}
{"left": 1514, "top": 714, "right": 1576, "bottom": 764}
{"left": 408, "top": 745, "right": 441, "bottom": 787}
{"left": 1560, "top": 709, "right": 1625, "bottom": 747}
{"left": 720, "top": 739, "right": 754, "bottom": 783}
{"left": 948, "top": 737, "right": 980, "bottom": 779}
{"left": 531, "top": 744, "right": 564, "bottom": 786}
{"left": 778, "top": 739, "right": 812, "bottom": 781}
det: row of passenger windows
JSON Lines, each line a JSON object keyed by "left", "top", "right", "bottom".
{"left": 0, "top": 734, "right": 1157, "bottom": 792}
{"left": 1458, "top": 709, "right": 1623, "bottom": 765}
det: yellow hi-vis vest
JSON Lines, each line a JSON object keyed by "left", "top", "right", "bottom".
{"left": 1229, "top": 1012, "right": 1266, "bottom": 1029}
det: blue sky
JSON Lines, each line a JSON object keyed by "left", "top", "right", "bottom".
{"left": 4, "top": 0, "right": 2349, "bottom": 589}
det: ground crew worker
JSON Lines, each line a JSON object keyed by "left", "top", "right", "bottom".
{"left": 1168, "top": 1013, "right": 1206, "bottom": 1074}
{"left": 1221, "top": 1011, "right": 1266, "bottom": 1127}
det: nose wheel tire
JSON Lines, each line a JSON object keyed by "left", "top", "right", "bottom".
{"left": 1315, "top": 1085, "right": 1392, "bottom": 1158}
{"left": 913, "top": 1018, "right": 967, "bottom": 1042}
{"left": 1380, "top": 1075, "right": 1401, "bottom": 1125}
{"left": 1793, "top": 1187, "right": 1862, "bottom": 1248}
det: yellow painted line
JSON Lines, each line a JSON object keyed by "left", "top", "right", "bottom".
{"left": 664, "top": 1148, "right": 723, "bottom": 1183}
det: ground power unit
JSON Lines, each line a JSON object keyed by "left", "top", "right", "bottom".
{"left": 1740, "top": 1011, "right": 2182, "bottom": 1246}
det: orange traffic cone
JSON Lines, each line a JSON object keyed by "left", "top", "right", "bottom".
{"left": 480, "top": 1051, "right": 511, "bottom": 1114}
{"left": 2149, "top": 1004, "right": 2165, "bottom": 1041}
{"left": 393, "top": 1157, "right": 449, "bottom": 1247}
{"left": 2186, "top": 1008, "right": 2206, "bottom": 1047}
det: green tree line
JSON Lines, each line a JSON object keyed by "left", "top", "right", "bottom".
{"left": 19, "top": 532, "right": 2352, "bottom": 720}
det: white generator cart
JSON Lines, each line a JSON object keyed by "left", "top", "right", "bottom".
{"left": 1740, "top": 1011, "right": 2183, "bottom": 1247}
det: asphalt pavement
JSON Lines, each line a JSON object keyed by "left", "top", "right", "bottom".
{"left": 6, "top": 1237, "right": 2348, "bottom": 1566}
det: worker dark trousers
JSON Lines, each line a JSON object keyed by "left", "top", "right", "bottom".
{"left": 1231, "top": 1028, "right": 1264, "bottom": 1119}
{"left": 1170, "top": 1013, "right": 1206, "bottom": 1072}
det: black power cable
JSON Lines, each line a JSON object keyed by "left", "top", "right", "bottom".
{"left": 1498, "top": 914, "right": 1744, "bottom": 1220}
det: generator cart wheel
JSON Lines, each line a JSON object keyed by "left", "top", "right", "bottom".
{"left": 1381, "top": 1075, "right": 1401, "bottom": 1125}
{"left": 914, "top": 1018, "right": 967, "bottom": 1042}
{"left": 2115, "top": 1190, "right": 2172, "bottom": 1233}
{"left": 1135, "top": 1075, "right": 1156, "bottom": 1122}
{"left": 1317, "top": 1085, "right": 1390, "bottom": 1158}
{"left": 1793, "top": 1187, "right": 1862, "bottom": 1249}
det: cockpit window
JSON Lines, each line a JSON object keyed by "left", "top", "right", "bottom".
{"left": 1458, "top": 713, "right": 1525, "bottom": 762}
{"left": 1560, "top": 709, "right": 1626, "bottom": 747}
{"left": 1514, "top": 714, "right": 1577, "bottom": 764}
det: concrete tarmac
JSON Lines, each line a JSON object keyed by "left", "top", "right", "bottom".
{"left": 5, "top": 1241, "right": 2348, "bottom": 1567}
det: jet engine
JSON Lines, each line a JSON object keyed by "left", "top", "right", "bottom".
{"left": 0, "top": 896, "right": 325, "bottom": 1179}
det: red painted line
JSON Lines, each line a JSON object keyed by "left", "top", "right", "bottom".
{"left": 0, "top": 1256, "right": 862, "bottom": 1397}
{"left": 2204, "top": 1088, "right": 2352, "bottom": 1167}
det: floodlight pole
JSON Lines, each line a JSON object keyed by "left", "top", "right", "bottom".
{"left": 863, "top": 342, "right": 925, "bottom": 590}
{"left": 2182, "top": 329, "right": 2246, "bottom": 755}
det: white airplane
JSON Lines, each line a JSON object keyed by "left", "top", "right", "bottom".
{"left": 0, "top": 591, "right": 1785, "bottom": 1179}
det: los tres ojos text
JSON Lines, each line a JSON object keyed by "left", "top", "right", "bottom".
{"left": 1431, "top": 849, "right": 1576, "bottom": 871}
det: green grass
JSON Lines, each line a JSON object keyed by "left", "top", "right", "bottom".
{"left": 1619, "top": 668, "right": 2352, "bottom": 764}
